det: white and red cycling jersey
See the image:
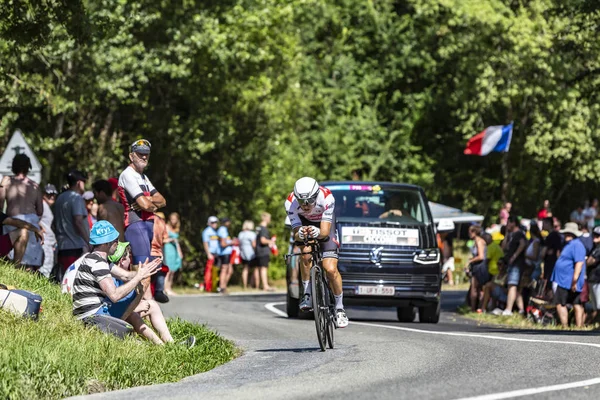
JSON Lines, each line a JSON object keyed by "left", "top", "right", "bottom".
{"left": 284, "top": 186, "right": 335, "bottom": 230}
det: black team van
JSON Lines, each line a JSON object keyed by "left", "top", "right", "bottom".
{"left": 286, "top": 181, "right": 444, "bottom": 323}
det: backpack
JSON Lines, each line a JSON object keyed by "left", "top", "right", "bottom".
{"left": 0, "top": 289, "right": 43, "bottom": 320}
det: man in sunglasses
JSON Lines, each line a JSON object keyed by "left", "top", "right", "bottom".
{"left": 118, "top": 139, "right": 166, "bottom": 268}
{"left": 284, "top": 177, "right": 348, "bottom": 328}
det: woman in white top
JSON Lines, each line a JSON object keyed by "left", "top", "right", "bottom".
{"left": 238, "top": 220, "right": 257, "bottom": 290}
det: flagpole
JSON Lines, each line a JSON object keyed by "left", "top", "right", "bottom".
{"left": 501, "top": 151, "right": 509, "bottom": 204}
{"left": 500, "top": 120, "right": 514, "bottom": 204}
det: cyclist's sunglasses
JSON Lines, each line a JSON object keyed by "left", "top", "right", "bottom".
{"left": 299, "top": 197, "right": 317, "bottom": 206}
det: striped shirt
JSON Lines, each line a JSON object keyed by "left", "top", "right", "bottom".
{"left": 72, "top": 252, "right": 112, "bottom": 319}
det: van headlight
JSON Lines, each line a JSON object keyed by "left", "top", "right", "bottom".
{"left": 413, "top": 249, "right": 440, "bottom": 265}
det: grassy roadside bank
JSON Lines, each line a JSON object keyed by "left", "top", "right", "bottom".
{"left": 0, "top": 263, "right": 238, "bottom": 400}
{"left": 457, "top": 305, "right": 597, "bottom": 331}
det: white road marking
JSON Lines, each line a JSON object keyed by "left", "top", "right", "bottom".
{"left": 264, "top": 301, "right": 600, "bottom": 399}
{"left": 453, "top": 378, "right": 600, "bottom": 400}
{"left": 265, "top": 302, "right": 289, "bottom": 318}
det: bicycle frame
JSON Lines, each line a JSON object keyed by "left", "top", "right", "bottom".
{"left": 285, "top": 239, "right": 335, "bottom": 351}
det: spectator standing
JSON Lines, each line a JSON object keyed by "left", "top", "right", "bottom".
{"left": 541, "top": 217, "right": 563, "bottom": 285}
{"left": 466, "top": 225, "right": 487, "bottom": 312}
{"left": 584, "top": 199, "right": 598, "bottom": 231}
{"left": 585, "top": 227, "right": 600, "bottom": 322}
{"left": 39, "top": 184, "right": 58, "bottom": 278}
{"left": 0, "top": 154, "right": 44, "bottom": 270}
{"left": 570, "top": 205, "right": 585, "bottom": 226}
{"left": 54, "top": 170, "right": 90, "bottom": 273}
{"left": 150, "top": 211, "right": 169, "bottom": 302}
{"left": 92, "top": 179, "right": 125, "bottom": 240}
{"left": 499, "top": 202, "right": 511, "bottom": 225}
{"left": 255, "top": 212, "right": 274, "bottom": 291}
{"left": 217, "top": 217, "right": 234, "bottom": 294}
{"left": 202, "top": 216, "right": 220, "bottom": 292}
{"left": 579, "top": 225, "right": 594, "bottom": 255}
{"left": 163, "top": 212, "right": 183, "bottom": 296}
{"left": 501, "top": 216, "right": 527, "bottom": 316}
{"left": 118, "top": 139, "right": 166, "bottom": 266}
{"left": 481, "top": 233, "right": 504, "bottom": 311}
{"left": 107, "top": 177, "right": 119, "bottom": 200}
{"left": 238, "top": 220, "right": 257, "bottom": 290}
{"left": 551, "top": 222, "right": 586, "bottom": 328}
{"left": 537, "top": 199, "right": 551, "bottom": 220}
{"left": 83, "top": 191, "right": 96, "bottom": 229}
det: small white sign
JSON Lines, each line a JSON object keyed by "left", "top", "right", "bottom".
{"left": 341, "top": 226, "right": 420, "bottom": 246}
{"left": 0, "top": 130, "right": 42, "bottom": 183}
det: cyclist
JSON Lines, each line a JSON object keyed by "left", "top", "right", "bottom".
{"left": 284, "top": 177, "right": 348, "bottom": 328}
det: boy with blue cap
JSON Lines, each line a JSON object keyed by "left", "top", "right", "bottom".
{"left": 72, "top": 221, "right": 161, "bottom": 320}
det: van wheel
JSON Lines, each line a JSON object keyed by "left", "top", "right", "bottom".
{"left": 397, "top": 307, "right": 416, "bottom": 322}
{"left": 419, "top": 302, "right": 440, "bottom": 323}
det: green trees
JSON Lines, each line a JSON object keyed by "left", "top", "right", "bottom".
{"left": 2, "top": 0, "right": 600, "bottom": 264}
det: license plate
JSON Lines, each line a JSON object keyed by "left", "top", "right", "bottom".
{"left": 357, "top": 286, "right": 395, "bottom": 296}
{"left": 341, "top": 226, "right": 419, "bottom": 246}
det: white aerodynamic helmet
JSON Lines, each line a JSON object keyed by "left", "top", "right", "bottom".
{"left": 294, "top": 177, "right": 320, "bottom": 205}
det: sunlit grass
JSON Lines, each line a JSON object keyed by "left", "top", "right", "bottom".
{"left": 0, "top": 262, "right": 238, "bottom": 399}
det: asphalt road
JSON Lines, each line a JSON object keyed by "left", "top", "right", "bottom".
{"left": 80, "top": 291, "right": 600, "bottom": 400}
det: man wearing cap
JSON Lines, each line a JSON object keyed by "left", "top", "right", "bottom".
{"left": 54, "top": 169, "right": 90, "bottom": 274}
{"left": 217, "top": 217, "right": 234, "bottom": 294}
{"left": 551, "top": 222, "right": 587, "bottom": 328}
{"left": 118, "top": 139, "right": 166, "bottom": 267}
{"left": 92, "top": 179, "right": 125, "bottom": 241}
{"left": 72, "top": 221, "right": 162, "bottom": 320}
{"left": 39, "top": 184, "right": 58, "bottom": 278}
{"left": 202, "top": 216, "right": 220, "bottom": 292}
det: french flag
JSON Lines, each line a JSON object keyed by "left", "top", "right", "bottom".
{"left": 464, "top": 122, "right": 513, "bottom": 156}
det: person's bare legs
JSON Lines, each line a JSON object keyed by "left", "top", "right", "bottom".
{"left": 515, "top": 293, "right": 525, "bottom": 314}
{"left": 505, "top": 285, "right": 518, "bottom": 313}
{"left": 469, "top": 277, "right": 480, "bottom": 311}
{"left": 165, "top": 271, "right": 176, "bottom": 295}
{"left": 574, "top": 304, "right": 585, "bottom": 328}
{"left": 556, "top": 304, "right": 569, "bottom": 328}
{"left": 219, "top": 264, "right": 231, "bottom": 290}
{"left": 137, "top": 299, "right": 174, "bottom": 342}
{"left": 127, "top": 311, "right": 164, "bottom": 345}
{"left": 481, "top": 282, "right": 494, "bottom": 312}
{"left": 226, "top": 264, "right": 234, "bottom": 283}
{"left": 9, "top": 228, "right": 29, "bottom": 265}
{"left": 260, "top": 266, "right": 271, "bottom": 290}
{"left": 121, "top": 285, "right": 144, "bottom": 321}
{"left": 252, "top": 267, "right": 260, "bottom": 289}
{"left": 242, "top": 265, "right": 249, "bottom": 289}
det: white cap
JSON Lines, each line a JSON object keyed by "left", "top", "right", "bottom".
{"left": 207, "top": 216, "right": 219, "bottom": 225}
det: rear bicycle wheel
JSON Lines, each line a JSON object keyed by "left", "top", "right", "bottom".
{"left": 311, "top": 266, "right": 327, "bottom": 351}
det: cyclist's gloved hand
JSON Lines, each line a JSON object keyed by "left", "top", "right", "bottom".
{"left": 309, "top": 227, "right": 321, "bottom": 239}
{"left": 298, "top": 227, "right": 308, "bottom": 240}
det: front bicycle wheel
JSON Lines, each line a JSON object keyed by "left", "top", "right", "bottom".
{"left": 311, "top": 266, "right": 327, "bottom": 351}
{"left": 325, "top": 287, "right": 335, "bottom": 349}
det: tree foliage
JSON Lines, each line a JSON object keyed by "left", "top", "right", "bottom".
{"left": 2, "top": 0, "right": 600, "bottom": 268}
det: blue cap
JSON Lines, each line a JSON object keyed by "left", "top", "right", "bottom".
{"left": 89, "top": 221, "right": 120, "bottom": 245}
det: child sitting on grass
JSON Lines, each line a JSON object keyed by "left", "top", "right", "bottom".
{"left": 108, "top": 242, "right": 195, "bottom": 348}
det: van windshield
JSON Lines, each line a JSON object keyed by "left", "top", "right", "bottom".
{"left": 325, "top": 184, "right": 430, "bottom": 224}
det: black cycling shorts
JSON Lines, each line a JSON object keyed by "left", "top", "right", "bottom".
{"left": 294, "top": 215, "right": 339, "bottom": 259}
